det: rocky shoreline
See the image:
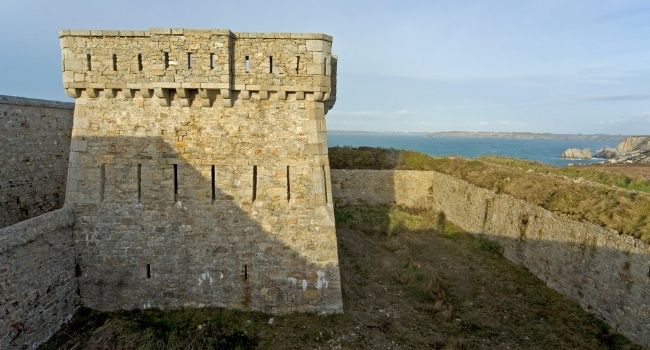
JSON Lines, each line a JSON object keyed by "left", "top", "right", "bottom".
{"left": 561, "top": 136, "right": 650, "bottom": 163}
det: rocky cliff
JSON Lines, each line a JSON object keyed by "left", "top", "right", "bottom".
{"left": 610, "top": 149, "right": 650, "bottom": 164}
{"left": 563, "top": 136, "right": 650, "bottom": 163}
{"left": 593, "top": 147, "right": 618, "bottom": 159}
{"left": 616, "top": 136, "right": 650, "bottom": 153}
{"left": 605, "top": 136, "right": 650, "bottom": 163}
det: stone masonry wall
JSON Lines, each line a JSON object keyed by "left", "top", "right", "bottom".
{"left": 331, "top": 169, "right": 650, "bottom": 345}
{"left": 0, "top": 207, "right": 78, "bottom": 349}
{"left": 60, "top": 29, "right": 342, "bottom": 314}
{"left": 0, "top": 95, "right": 74, "bottom": 228}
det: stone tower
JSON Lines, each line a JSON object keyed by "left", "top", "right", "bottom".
{"left": 59, "top": 29, "right": 342, "bottom": 313}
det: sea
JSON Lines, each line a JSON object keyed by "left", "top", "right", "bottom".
{"left": 327, "top": 131, "right": 621, "bottom": 167}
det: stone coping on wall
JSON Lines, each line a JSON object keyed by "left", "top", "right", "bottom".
{"left": 59, "top": 29, "right": 333, "bottom": 41}
{"left": 0, "top": 95, "right": 73, "bottom": 110}
{"left": 0, "top": 206, "right": 75, "bottom": 254}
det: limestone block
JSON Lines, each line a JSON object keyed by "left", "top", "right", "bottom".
{"left": 306, "top": 64, "right": 324, "bottom": 75}
{"left": 64, "top": 59, "right": 85, "bottom": 71}
{"left": 306, "top": 40, "right": 327, "bottom": 52}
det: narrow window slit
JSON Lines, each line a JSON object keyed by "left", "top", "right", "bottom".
{"left": 99, "top": 163, "right": 106, "bottom": 202}
{"left": 210, "top": 53, "right": 215, "bottom": 70}
{"left": 286, "top": 166, "right": 291, "bottom": 201}
{"left": 173, "top": 164, "right": 178, "bottom": 201}
{"left": 112, "top": 54, "right": 117, "bottom": 71}
{"left": 86, "top": 54, "right": 92, "bottom": 71}
{"left": 295, "top": 56, "right": 300, "bottom": 74}
{"left": 243, "top": 264, "right": 248, "bottom": 281}
{"left": 146, "top": 264, "right": 151, "bottom": 279}
{"left": 164, "top": 52, "right": 169, "bottom": 69}
{"left": 323, "top": 57, "right": 327, "bottom": 75}
{"left": 322, "top": 166, "right": 328, "bottom": 204}
{"left": 269, "top": 56, "right": 273, "bottom": 73}
{"left": 211, "top": 165, "right": 216, "bottom": 203}
{"left": 187, "top": 52, "right": 192, "bottom": 69}
{"left": 137, "top": 164, "right": 142, "bottom": 202}
{"left": 137, "top": 54, "right": 143, "bottom": 71}
{"left": 244, "top": 56, "right": 250, "bottom": 72}
{"left": 252, "top": 165, "right": 257, "bottom": 202}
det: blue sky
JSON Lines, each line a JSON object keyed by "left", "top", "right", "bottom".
{"left": 2, "top": 0, "right": 650, "bottom": 134}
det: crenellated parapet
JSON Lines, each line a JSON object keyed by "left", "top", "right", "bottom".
{"left": 60, "top": 29, "right": 337, "bottom": 108}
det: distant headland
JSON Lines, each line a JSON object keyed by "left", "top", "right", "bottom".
{"left": 426, "top": 131, "right": 624, "bottom": 141}
{"left": 330, "top": 130, "right": 625, "bottom": 141}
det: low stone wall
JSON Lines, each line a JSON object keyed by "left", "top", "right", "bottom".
{"left": 0, "top": 95, "right": 74, "bottom": 228}
{"left": 331, "top": 169, "right": 650, "bottom": 345}
{"left": 0, "top": 207, "right": 79, "bottom": 349}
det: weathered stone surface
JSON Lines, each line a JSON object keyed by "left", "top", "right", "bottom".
{"left": 560, "top": 147, "right": 592, "bottom": 159}
{"left": 0, "top": 207, "right": 78, "bottom": 349}
{"left": 594, "top": 147, "right": 618, "bottom": 159}
{"left": 609, "top": 149, "right": 650, "bottom": 164}
{"left": 331, "top": 169, "right": 650, "bottom": 346}
{"left": 0, "top": 95, "right": 74, "bottom": 228}
{"left": 616, "top": 136, "right": 650, "bottom": 154}
{"left": 60, "top": 29, "right": 343, "bottom": 315}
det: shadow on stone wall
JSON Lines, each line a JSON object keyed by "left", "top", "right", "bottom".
{"left": 329, "top": 168, "right": 649, "bottom": 346}
{"left": 69, "top": 135, "right": 342, "bottom": 315}
{"left": 0, "top": 96, "right": 73, "bottom": 228}
{"left": 0, "top": 207, "right": 78, "bottom": 349}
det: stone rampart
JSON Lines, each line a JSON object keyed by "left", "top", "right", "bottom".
{"left": 0, "top": 95, "right": 74, "bottom": 228}
{"left": 331, "top": 169, "right": 650, "bottom": 345}
{"left": 60, "top": 29, "right": 342, "bottom": 314}
{"left": 0, "top": 207, "right": 78, "bottom": 349}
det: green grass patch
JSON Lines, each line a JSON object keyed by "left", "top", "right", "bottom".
{"left": 334, "top": 204, "right": 441, "bottom": 236}
{"left": 471, "top": 235, "right": 503, "bottom": 255}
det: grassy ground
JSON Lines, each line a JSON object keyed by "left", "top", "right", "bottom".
{"left": 329, "top": 146, "right": 650, "bottom": 243}
{"left": 41, "top": 205, "right": 640, "bottom": 349}
{"left": 579, "top": 163, "right": 650, "bottom": 183}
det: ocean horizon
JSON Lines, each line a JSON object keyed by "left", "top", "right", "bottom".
{"left": 327, "top": 131, "right": 622, "bottom": 167}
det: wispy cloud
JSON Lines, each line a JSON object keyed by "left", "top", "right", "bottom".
{"left": 435, "top": 120, "right": 526, "bottom": 127}
{"left": 567, "top": 94, "right": 650, "bottom": 102}
{"left": 510, "top": 93, "right": 650, "bottom": 107}
{"left": 597, "top": 113, "right": 650, "bottom": 125}
{"left": 330, "top": 109, "right": 412, "bottom": 117}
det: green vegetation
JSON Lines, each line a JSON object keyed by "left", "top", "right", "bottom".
{"left": 329, "top": 146, "right": 650, "bottom": 243}
{"left": 479, "top": 156, "right": 650, "bottom": 193}
{"left": 42, "top": 205, "right": 640, "bottom": 349}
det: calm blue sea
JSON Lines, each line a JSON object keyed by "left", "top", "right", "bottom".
{"left": 327, "top": 132, "right": 620, "bottom": 167}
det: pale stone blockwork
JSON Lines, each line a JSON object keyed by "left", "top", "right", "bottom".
{"left": 0, "top": 96, "right": 74, "bottom": 228}
{"left": 60, "top": 29, "right": 342, "bottom": 313}
{"left": 0, "top": 207, "right": 78, "bottom": 349}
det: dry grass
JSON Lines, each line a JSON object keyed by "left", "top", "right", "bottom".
{"left": 329, "top": 147, "right": 650, "bottom": 243}
{"left": 42, "top": 205, "right": 640, "bottom": 349}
